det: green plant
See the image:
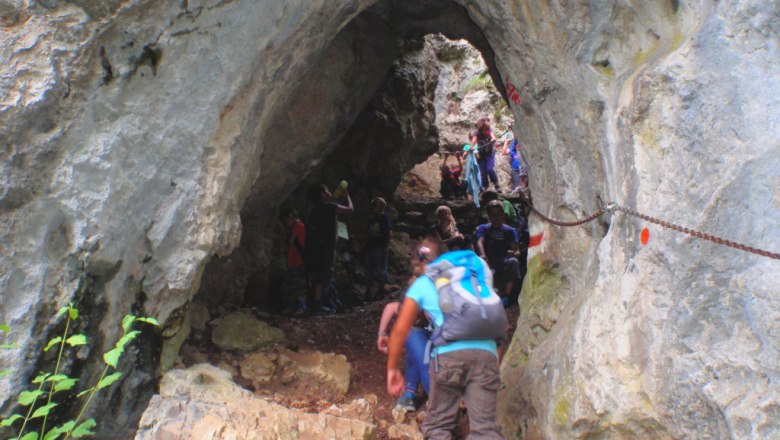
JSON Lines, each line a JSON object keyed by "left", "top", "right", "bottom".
{"left": 460, "top": 72, "right": 495, "bottom": 95}
{"left": 0, "top": 304, "right": 158, "bottom": 440}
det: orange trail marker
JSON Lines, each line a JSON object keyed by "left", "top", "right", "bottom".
{"left": 640, "top": 227, "right": 650, "bottom": 245}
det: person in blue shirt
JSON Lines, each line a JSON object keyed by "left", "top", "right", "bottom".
{"left": 475, "top": 200, "right": 521, "bottom": 306}
{"left": 503, "top": 137, "right": 528, "bottom": 193}
{"left": 386, "top": 233, "right": 506, "bottom": 439}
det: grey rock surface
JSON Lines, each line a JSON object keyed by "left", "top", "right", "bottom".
{"left": 134, "top": 364, "right": 375, "bottom": 440}
{"left": 0, "top": 0, "right": 777, "bottom": 438}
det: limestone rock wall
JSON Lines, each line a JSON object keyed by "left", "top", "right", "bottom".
{"left": 0, "top": 0, "right": 379, "bottom": 436}
{"left": 474, "top": 1, "right": 780, "bottom": 438}
{"left": 1, "top": 0, "right": 778, "bottom": 439}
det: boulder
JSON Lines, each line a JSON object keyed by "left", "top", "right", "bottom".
{"left": 135, "top": 364, "right": 375, "bottom": 440}
{"left": 211, "top": 312, "right": 284, "bottom": 351}
{"left": 237, "top": 348, "right": 351, "bottom": 397}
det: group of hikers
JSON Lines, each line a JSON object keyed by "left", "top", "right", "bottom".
{"left": 278, "top": 117, "right": 532, "bottom": 438}
{"left": 439, "top": 117, "right": 528, "bottom": 202}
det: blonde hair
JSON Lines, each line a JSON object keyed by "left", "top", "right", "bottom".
{"left": 435, "top": 205, "right": 457, "bottom": 232}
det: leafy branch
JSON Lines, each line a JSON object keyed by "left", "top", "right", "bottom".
{"left": 0, "top": 305, "right": 159, "bottom": 440}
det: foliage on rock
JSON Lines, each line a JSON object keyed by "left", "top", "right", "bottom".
{"left": 0, "top": 304, "right": 158, "bottom": 440}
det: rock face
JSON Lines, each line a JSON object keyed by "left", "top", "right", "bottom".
{"left": 135, "top": 364, "right": 375, "bottom": 440}
{"left": 1, "top": 0, "right": 778, "bottom": 439}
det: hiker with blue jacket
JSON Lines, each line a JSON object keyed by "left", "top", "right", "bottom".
{"left": 387, "top": 233, "right": 508, "bottom": 439}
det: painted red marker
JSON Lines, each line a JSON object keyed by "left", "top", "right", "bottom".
{"left": 640, "top": 227, "right": 650, "bottom": 246}
{"left": 529, "top": 232, "right": 544, "bottom": 248}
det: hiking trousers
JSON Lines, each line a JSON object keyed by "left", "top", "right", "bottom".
{"left": 478, "top": 155, "right": 499, "bottom": 189}
{"left": 423, "top": 349, "right": 505, "bottom": 439}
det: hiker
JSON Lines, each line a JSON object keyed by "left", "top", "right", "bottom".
{"left": 462, "top": 144, "right": 481, "bottom": 207}
{"left": 430, "top": 205, "right": 468, "bottom": 250}
{"left": 475, "top": 200, "right": 521, "bottom": 306}
{"left": 377, "top": 300, "right": 431, "bottom": 411}
{"left": 510, "top": 202, "right": 530, "bottom": 307}
{"left": 439, "top": 152, "right": 467, "bottom": 199}
{"left": 480, "top": 189, "right": 518, "bottom": 229}
{"left": 304, "top": 182, "right": 354, "bottom": 315}
{"left": 376, "top": 243, "right": 442, "bottom": 411}
{"left": 279, "top": 208, "right": 308, "bottom": 316}
{"left": 387, "top": 233, "right": 508, "bottom": 439}
{"left": 503, "top": 137, "right": 528, "bottom": 193}
{"left": 364, "top": 197, "right": 392, "bottom": 301}
{"left": 470, "top": 117, "right": 500, "bottom": 193}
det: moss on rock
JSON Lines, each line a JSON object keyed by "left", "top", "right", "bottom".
{"left": 521, "top": 254, "right": 564, "bottom": 319}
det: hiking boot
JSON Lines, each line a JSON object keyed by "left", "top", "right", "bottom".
{"left": 309, "top": 300, "right": 334, "bottom": 316}
{"left": 395, "top": 392, "right": 416, "bottom": 412}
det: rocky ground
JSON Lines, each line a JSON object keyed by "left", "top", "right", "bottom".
{"left": 165, "top": 280, "right": 518, "bottom": 439}
{"left": 147, "top": 157, "right": 522, "bottom": 439}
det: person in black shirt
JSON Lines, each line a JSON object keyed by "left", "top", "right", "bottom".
{"left": 364, "top": 197, "right": 392, "bottom": 301}
{"left": 305, "top": 183, "right": 353, "bottom": 314}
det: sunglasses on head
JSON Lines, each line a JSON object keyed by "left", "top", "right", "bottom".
{"left": 417, "top": 246, "right": 431, "bottom": 262}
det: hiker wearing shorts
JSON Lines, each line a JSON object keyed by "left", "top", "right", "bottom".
{"left": 304, "top": 183, "right": 353, "bottom": 314}
{"left": 279, "top": 207, "right": 308, "bottom": 316}
{"left": 387, "top": 233, "right": 506, "bottom": 439}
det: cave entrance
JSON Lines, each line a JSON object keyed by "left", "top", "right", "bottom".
{"left": 180, "top": 1, "right": 523, "bottom": 433}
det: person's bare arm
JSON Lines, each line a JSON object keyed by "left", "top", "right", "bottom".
{"left": 377, "top": 302, "right": 401, "bottom": 354}
{"left": 476, "top": 235, "right": 487, "bottom": 259}
{"left": 335, "top": 190, "right": 353, "bottom": 215}
{"left": 387, "top": 297, "right": 419, "bottom": 396}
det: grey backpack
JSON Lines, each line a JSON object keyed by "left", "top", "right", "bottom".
{"left": 424, "top": 250, "right": 508, "bottom": 347}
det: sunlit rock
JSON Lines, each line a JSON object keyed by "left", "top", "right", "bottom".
{"left": 135, "top": 364, "right": 375, "bottom": 440}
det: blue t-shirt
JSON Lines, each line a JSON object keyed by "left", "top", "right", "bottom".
{"left": 475, "top": 223, "right": 518, "bottom": 267}
{"left": 405, "top": 270, "right": 498, "bottom": 358}
{"left": 509, "top": 140, "right": 528, "bottom": 175}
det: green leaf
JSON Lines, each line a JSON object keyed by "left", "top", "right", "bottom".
{"left": 0, "top": 369, "right": 12, "bottom": 377}
{"left": 121, "top": 315, "right": 136, "bottom": 332}
{"left": 45, "top": 420, "right": 75, "bottom": 440}
{"left": 136, "top": 317, "right": 160, "bottom": 326}
{"left": 30, "top": 402, "right": 58, "bottom": 419}
{"left": 103, "top": 347, "right": 123, "bottom": 368}
{"left": 44, "top": 336, "right": 63, "bottom": 352}
{"left": 20, "top": 432, "right": 40, "bottom": 440}
{"left": 57, "top": 306, "right": 70, "bottom": 317}
{"left": 53, "top": 378, "right": 78, "bottom": 393}
{"left": 68, "top": 307, "right": 79, "bottom": 321}
{"left": 0, "top": 414, "right": 23, "bottom": 427}
{"left": 115, "top": 331, "right": 140, "bottom": 350}
{"left": 66, "top": 334, "right": 87, "bottom": 347}
{"left": 0, "top": 324, "right": 9, "bottom": 332}
{"left": 33, "top": 373, "right": 51, "bottom": 383}
{"left": 71, "top": 419, "right": 96, "bottom": 438}
{"left": 55, "top": 421, "right": 76, "bottom": 438}
{"left": 19, "top": 389, "right": 44, "bottom": 405}
{"left": 0, "top": 343, "right": 17, "bottom": 349}
{"left": 76, "top": 388, "right": 92, "bottom": 398}
{"left": 46, "top": 374, "right": 70, "bottom": 383}
{"left": 43, "top": 427, "right": 64, "bottom": 440}
{"left": 96, "top": 372, "right": 122, "bottom": 391}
